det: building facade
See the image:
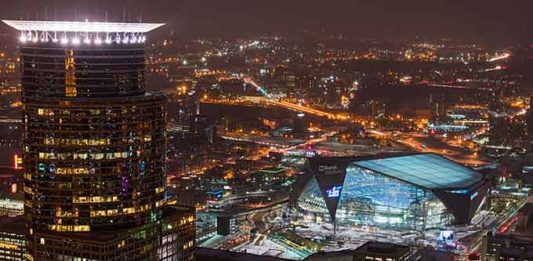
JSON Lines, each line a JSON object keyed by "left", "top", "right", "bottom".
{"left": 0, "top": 217, "right": 26, "bottom": 261}
{"left": 291, "top": 153, "right": 490, "bottom": 230}
{"left": 482, "top": 232, "right": 533, "bottom": 261}
{"left": 3, "top": 20, "right": 195, "bottom": 260}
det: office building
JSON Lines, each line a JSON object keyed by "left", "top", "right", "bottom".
{"left": 3, "top": 19, "right": 195, "bottom": 260}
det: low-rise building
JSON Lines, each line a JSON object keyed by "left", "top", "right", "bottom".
{"left": 482, "top": 232, "right": 533, "bottom": 261}
{"left": 353, "top": 242, "right": 413, "bottom": 261}
{"left": 0, "top": 216, "right": 26, "bottom": 260}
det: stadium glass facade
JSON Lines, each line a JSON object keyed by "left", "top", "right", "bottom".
{"left": 296, "top": 166, "right": 453, "bottom": 229}
{"left": 292, "top": 154, "right": 489, "bottom": 230}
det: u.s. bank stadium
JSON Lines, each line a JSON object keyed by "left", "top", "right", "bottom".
{"left": 290, "top": 153, "right": 492, "bottom": 230}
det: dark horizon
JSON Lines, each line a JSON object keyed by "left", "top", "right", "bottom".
{"left": 0, "top": 0, "right": 531, "bottom": 45}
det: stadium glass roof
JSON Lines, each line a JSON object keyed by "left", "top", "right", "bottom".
{"left": 2, "top": 20, "right": 164, "bottom": 33}
{"left": 352, "top": 154, "right": 483, "bottom": 189}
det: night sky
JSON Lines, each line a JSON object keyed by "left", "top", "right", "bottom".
{"left": 0, "top": 0, "right": 531, "bottom": 44}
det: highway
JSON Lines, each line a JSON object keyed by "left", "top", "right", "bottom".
{"left": 242, "top": 77, "right": 349, "bottom": 120}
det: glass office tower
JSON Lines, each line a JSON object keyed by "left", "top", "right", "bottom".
{"left": 3, "top": 20, "right": 195, "bottom": 260}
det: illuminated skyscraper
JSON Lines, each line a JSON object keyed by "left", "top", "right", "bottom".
{"left": 3, "top": 20, "right": 195, "bottom": 260}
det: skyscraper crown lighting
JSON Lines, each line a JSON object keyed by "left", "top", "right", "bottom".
{"left": 2, "top": 20, "right": 164, "bottom": 44}
{"left": 2, "top": 20, "right": 164, "bottom": 33}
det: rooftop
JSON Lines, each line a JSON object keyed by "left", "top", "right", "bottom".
{"left": 2, "top": 20, "right": 164, "bottom": 33}
{"left": 352, "top": 153, "right": 483, "bottom": 189}
{"left": 196, "top": 247, "right": 291, "bottom": 261}
{"left": 304, "top": 249, "right": 354, "bottom": 260}
{"left": 354, "top": 241, "right": 410, "bottom": 256}
{"left": 257, "top": 167, "right": 288, "bottom": 175}
{"left": 414, "top": 248, "right": 457, "bottom": 261}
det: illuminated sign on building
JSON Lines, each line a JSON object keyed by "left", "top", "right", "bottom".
{"left": 438, "top": 230, "right": 457, "bottom": 248}
{"left": 318, "top": 165, "right": 343, "bottom": 175}
{"left": 450, "top": 189, "right": 469, "bottom": 194}
{"left": 450, "top": 189, "right": 478, "bottom": 200}
{"left": 13, "top": 154, "right": 22, "bottom": 170}
{"left": 326, "top": 186, "right": 342, "bottom": 198}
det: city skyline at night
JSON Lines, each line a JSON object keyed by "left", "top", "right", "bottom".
{"left": 0, "top": 1, "right": 531, "bottom": 261}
